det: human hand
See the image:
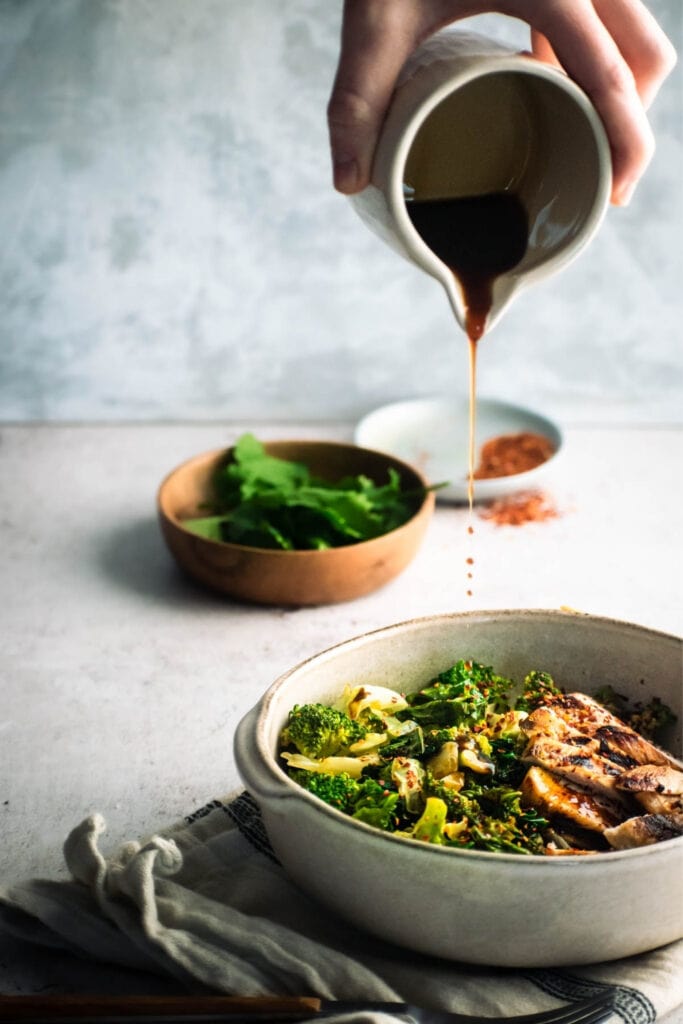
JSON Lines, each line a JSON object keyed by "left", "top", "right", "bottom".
{"left": 327, "top": 0, "right": 676, "bottom": 206}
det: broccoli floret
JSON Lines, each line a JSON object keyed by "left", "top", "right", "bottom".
{"left": 280, "top": 703, "right": 367, "bottom": 759}
{"left": 515, "top": 670, "right": 561, "bottom": 711}
{"left": 289, "top": 769, "right": 400, "bottom": 829}
{"left": 410, "top": 796, "right": 448, "bottom": 844}
{"left": 351, "top": 777, "right": 400, "bottom": 830}
{"left": 288, "top": 769, "right": 360, "bottom": 812}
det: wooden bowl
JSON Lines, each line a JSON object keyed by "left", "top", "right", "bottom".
{"left": 157, "top": 440, "right": 435, "bottom": 606}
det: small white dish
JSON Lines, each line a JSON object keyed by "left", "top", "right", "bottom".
{"left": 354, "top": 396, "right": 563, "bottom": 503}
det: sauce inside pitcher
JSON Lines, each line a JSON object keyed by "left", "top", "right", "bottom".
{"left": 406, "top": 192, "right": 528, "bottom": 342}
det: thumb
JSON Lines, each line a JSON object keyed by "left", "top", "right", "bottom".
{"left": 327, "top": 2, "right": 417, "bottom": 194}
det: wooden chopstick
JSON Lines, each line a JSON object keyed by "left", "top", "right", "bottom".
{"left": 0, "top": 995, "right": 322, "bottom": 1022}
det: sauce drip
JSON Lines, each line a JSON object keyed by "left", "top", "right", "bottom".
{"left": 406, "top": 192, "right": 529, "bottom": 595}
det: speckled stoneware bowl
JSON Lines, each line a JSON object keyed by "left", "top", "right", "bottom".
{"left": 158, "top": 440, "right": 434, "bottom": 606}
{"left": 234, "top": 610, "right": 683, "bottom": 967}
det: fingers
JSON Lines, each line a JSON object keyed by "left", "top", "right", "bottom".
{"left": 327, "top": 0, "right": 485, "bottom": 192}
{"left": 327, "top": 1, "right": 421, "bottom": 194}
{"left": 529, "top": 29, "right": 560, "bottom": 69}
{"left": 328, "top": 0, "right": 676, "bottom": 205}
{"left": 516, "top": 0, "right": 676, "bottom": 205}
{"left": 593, "top": 0, "right": 677, "bottom": 109}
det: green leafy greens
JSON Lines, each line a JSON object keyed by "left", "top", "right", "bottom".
{"left": 279, "top": 659, "right": 556, "bottom": 855}
{"left": 279, "top": 660, "right": 677, "bottom": 856}
{"left": 182, "top": 433, "right": 424, "bottom": 550}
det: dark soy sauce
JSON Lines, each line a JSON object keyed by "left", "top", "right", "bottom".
{"left": 406, "top": 192, "right": 528, "bottom": 341}
{"left": 406, "top": 191, "right": 529, "bottom": 594}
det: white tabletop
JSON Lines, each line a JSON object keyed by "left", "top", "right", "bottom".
{"left": 1, "top": 420, "right": 681, "bottom": 995}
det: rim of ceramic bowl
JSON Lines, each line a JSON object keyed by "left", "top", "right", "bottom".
{"left": 244, "top": 609, "right": 683, "bottom": 867}
{"left": 157, "top": 439, "right": 435, "bottom": 556}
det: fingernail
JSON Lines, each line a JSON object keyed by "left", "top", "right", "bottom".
{"left": 333, "top": 157, "right": 359, "bottom": 194}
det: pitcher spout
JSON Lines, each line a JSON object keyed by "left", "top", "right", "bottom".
{"left": 440, "top": 270, "right": 524, "bottom": 340}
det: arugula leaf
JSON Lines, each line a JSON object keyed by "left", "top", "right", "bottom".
{"left": 181, "top": 515, "right": 229, "bottom": 542}
{"left": 182, "top": 433, "right": 425, "bottom": 550}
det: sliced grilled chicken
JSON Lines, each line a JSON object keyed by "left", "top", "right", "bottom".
{"left": 594, "top": 724, "right": 673, "bottom": 769}
{"left": 517, "top": 691, "right": 681, "bottom": 852}
{"left": 544, "top": 847, "right": 600, "bottom": 856}
{"left": 539, "top": 693, "right": 678, "bottom": 769}
{"left": 616, "top": 763, "right": 683, "bottom": 795}
{"left": 615, "top": 764, "right": 683, "bottom": 815}
{"left": 521, "top": 705, "right": 597, "bottom": 747}
{"left": 604, "top": 812, "right": 683, "bottom": 849}
{"left": 540, "top": 693, "right": 621, "bottom": 733}
{"left": 634, "top": 792, "right": 683, "bottom": 815}
{"left": 521, "top": 766, "right": 624, "bottom": 832}
{"left": 522, "top": 735, "right": 627, "bottom": 800}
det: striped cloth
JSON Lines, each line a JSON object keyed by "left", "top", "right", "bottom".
{"left": 0, "top": 793, "right": 681, "bottom": 1023}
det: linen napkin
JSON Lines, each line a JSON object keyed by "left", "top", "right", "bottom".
{"left": 0, "top": 793, "right": 681, "bottom": 1023}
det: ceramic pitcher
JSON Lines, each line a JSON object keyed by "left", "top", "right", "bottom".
{"left": 349, "top": 31, "right": 612, "bottom": 336}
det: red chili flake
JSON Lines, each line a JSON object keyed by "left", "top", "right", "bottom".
{"left": 473, "top": 431, "right": 555, "bottom": 479}
{"left": 479, "top": 490, "right": 560, "bottom": 527}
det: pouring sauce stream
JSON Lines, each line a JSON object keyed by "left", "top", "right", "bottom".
{"left": 406, "top": 192, "right": 529, "bottom": 593}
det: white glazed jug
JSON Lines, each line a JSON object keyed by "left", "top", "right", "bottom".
{"left": 349, "top": 31, "right": 612, "bottom": 336}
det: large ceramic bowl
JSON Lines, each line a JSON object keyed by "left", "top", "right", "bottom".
{"left": 234, "top": 610, "right": 683, "bottom": 967}
{"left": 158, "top": 440, "right": 434, "bottom": 606}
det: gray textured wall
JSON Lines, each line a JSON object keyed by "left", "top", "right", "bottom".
{"left": 1, "top": 0, "right": 681, "bottom": 424}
